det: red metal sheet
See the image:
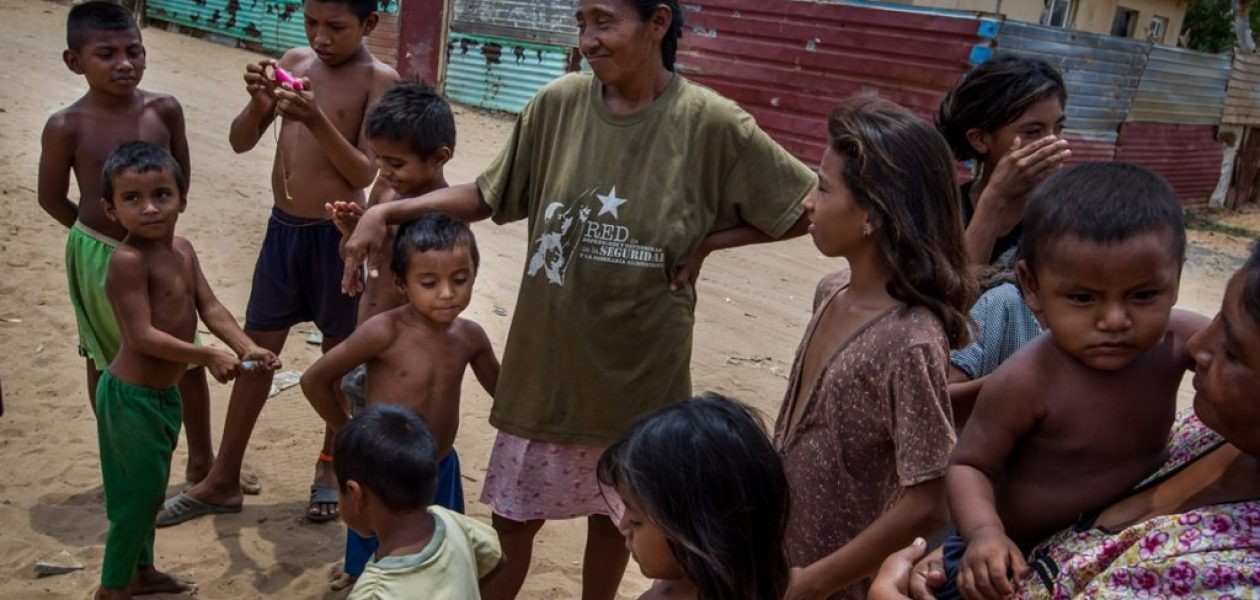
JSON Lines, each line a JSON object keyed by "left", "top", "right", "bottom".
{"left": 1116, "top": 122, "right": 1224, "bottom": 207}
{"left": 1062, "top": 133, "right": 1117, "bottom": 166}
{"left": 399, "top": 0, "right": 449, "bottom": 85}
{"left": 678, "top": 0, "right": 989, "bottom": 166}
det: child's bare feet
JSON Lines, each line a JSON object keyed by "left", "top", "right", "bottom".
{"left": 327, "top": 561, "right": 356, "bottom": 592}
{"left": 129, "top": 565, "right": 197, "bottom": 596}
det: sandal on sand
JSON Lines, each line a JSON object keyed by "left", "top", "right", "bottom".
{"left": 156, "top": 492, "right": 241, "bottom": 528}
{"left": 307, "top": 484, "right": 340, "bottom": 523}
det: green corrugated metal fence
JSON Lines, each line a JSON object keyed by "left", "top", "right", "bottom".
{"left": 444, "top": 34, "right": 572, "bottom": 113}
{"left": 146, "top": 0, "right": 397, "bottom": 55}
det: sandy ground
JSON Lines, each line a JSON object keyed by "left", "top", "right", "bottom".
{"left": 0, "top": 1, "right": 1249, "bottom": 598}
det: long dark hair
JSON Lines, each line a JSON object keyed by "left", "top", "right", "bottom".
{"left": 626, "top": 0, "right": 684, "bottom": 71}
{"left": 936, "top": 54, "right": 1066, "bottom": 162}
{"left": 597, "top": 394, "right": 790, "bottom": 600}
{"left": 828, "top": 95, "right": 977, "bottom": 348}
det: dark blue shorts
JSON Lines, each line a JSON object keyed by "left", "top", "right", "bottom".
{"left": 244, "top": 208, "right": 356, "bottom": 339}
{"left": 935, "top": 534, "right": 966, "bottom": 600}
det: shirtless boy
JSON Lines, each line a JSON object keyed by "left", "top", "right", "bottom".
{"left": 94, "top": 142, "right": 278, "bottom": 599}
{"left": 323, "top": 81, "right": 458, "bottom": 589}
{"left": 37, "top": 1, "right": 223, "bottom": 486}
{"left": 940, "top": 162, "right": 1209, "bottom": 600}
{"left": 159, "top": 0, "right": 398, "bottom": 526}
{"left": 302, "top": 212, "right": 499, "bottom": 589}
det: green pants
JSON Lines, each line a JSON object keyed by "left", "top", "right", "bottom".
{"left": 96, "top": 371, "right": 182, "bottom": 588}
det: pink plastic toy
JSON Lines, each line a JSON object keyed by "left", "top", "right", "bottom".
{"left": 268, "top": 64, "right": 305, "bottom": 91}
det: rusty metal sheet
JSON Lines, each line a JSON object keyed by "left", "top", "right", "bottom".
{"left": 1061, "top": 132, "right": 1116, "bottom": 166}
{"left": 451, "top": 0, "right": 577, "bottom": 47}
{"left": 147, "top": 0, "right": 399, "bottom": 57}
{"left": 444, "top": 34, "right": 574, "bottom": 113}
{"left": 1129, "top": 46, "right": 1229, "bottom": 125}
{"left": 996, "top": 20, "right": 1148, "bottom": 141}
{"left": 677, "top": 0, "right": 997, "bottom": 165}
{"left": 366, "top": 12, "right": 400, "bottom": 69}
{"left": 1223, "top": 52, "right": 1260, "bottom": 126}
{"left": 1116, "top": 122, "right": 1223, "bottom": 206}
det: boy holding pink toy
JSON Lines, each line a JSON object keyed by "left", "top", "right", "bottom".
{"left": 158, "top": 0, "right": 398, "bottom": 527}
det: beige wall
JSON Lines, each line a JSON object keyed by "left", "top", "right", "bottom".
{"left": 905, "top": 0, "right": 1187, "bottom": 44}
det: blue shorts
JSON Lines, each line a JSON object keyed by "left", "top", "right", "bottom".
{"left": 244, "top": 207, "right": 356, "bottom": 339}
{"left": 344, "top": 449, "right": 464, "bottom": 577}
{"left": 934, "top": 534, "right": 966, "bottom": 600}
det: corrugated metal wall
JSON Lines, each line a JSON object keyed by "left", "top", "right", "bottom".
{"left": 147, "top": 0, "right": 400, "bottom": 61}
{"left": 444, "top": 34, "right": 574, "bottom": 112}
{"left": 675, "top": 0, "right": 997, "bottom": 165}
{"left": 1116, "top": 122, "right": 1223, "bottom": 206}
{"left": 450, "top": 0, "right": 577, "bottom": 46}
{"left": 1224, "top": 51, "right": 1260, "bottom": 126}
{"left": 995, "top": 21, "right": 1148, "bottom": 145}
{"left": 1129, "top": 46, "right": 1230, "bottom": 125}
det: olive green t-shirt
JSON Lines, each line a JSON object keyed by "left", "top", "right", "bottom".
{"left": 477, "top": 72, "right": 815, "bottom": 446}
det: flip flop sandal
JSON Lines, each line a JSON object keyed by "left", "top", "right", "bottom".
{"left": 307, "top": 483, "right": 340, "bottom": 523}
{"left": 156, "top": 492, "right": 242, "bottom": 528}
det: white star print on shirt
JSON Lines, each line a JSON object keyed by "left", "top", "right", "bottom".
{"left": 596, "top": 186, "right": 629, "bottom": 219}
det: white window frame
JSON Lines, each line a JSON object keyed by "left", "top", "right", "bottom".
{"left": 1149, "top": 15, "right": 1169, "bottom": 43}
{"left": 1043, "top": 0, "right": 1074, "bottom": 28}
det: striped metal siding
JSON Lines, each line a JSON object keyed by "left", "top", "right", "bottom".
{"left": 367, "top": 11, "right": 399, "bottom": 69}
{"left": 676, "top": 0, "right": 997, "bottom": 165}
{"left": 444, "top": 34, "right": 573, "bottom": 113}
{"left": 1116, "top": 122, "right": 1223, "bottom": 206}
{"left": 451, "top": 0, "right": 577, "bottom": 46}
{"left": 995, "top": 21, "right": 1148, "bottom": 143}
{"left": 146, "top": 0, "right": 399, "bottom": 59}
{"left": 1129, "top": 46, "right": 1230, "bottom": 125}
{"left": 1224, "top": 51, "right": 1260, "bottom": 126}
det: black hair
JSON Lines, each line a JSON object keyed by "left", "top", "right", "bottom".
{"left": 101, "top": 141, "right": 187, "bottom": 203}
{"left": 828, "top": 95, "right": 977, "bottom": 348}
{"left": 937, "top": 54, "right": 1067, "bottom": 162}
{"left": 1244, "top": 241, "right": 1260, "bottom": 327}
{"left": 333, "top": 404, "right": 438, "bottom": 512}
{"left": 67, "top": 1, "right": 139, "bottom": 52}
{"left": 366, "top": 81, "right": 456, "bottom": 159}
{"left": 597, "top": 394, "right": 790, "bottom": 600}
{"left": 311, "top": 0, "right": 378, "bottom": 22}
{"left": 1018, "top": 162, "right": 1185, "bottom": 275}
{"left": 390, "top": 212, "right": 480, "bottom": 278}
{"left": 625, "top": 0, "right": 684, "bottom": 71}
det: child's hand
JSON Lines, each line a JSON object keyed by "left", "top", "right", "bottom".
{"left": 274, "top": 81, "right": 319, "bottom": 125}
{"left": 959, "top": 529, "right": 1029, "bottom": 600}
{"left": 244, "top": 60, "right": 279, "bottom": 113}
{"left": 206, "top": 350, "right": 242, "bottom": 384}
{"left": 325, "top": 201, "right": 364, "bottom": 238}
{"left": 986, "top": 135, "right": 1071, "bottom": 205}
{"left": 240, "top": 346, "right": 281, "bottom": 372}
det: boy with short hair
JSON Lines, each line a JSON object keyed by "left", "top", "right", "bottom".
{"left": 163, "top": 0, "right": 399, "bottom": 525}
{"left": 94, "top": 142, "right": 279, "bottom": 600}
{"left": 335, "top": 404, "right": 503, "bottom": 599}
{"left": 302, "top": 212, "right": 499, "bottom": 588}
{"left": 322, "top": 80, "right": 459, "bottom": 591}
{"left": 940, "top": 162, "right": 1210, "bottom": 600}
{"left": 38, "top": 0, "right": 222, "bottom": 486}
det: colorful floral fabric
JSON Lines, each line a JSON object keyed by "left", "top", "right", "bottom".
{"left": 1020, "top": 412, "right": 1260, "bottom": 599}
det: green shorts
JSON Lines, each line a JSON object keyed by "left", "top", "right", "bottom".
{"left": 66, "top": 221, "right": 121, "bottom": 372}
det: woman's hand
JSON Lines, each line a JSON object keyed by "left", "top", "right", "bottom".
{"left": 670, "top": 247, "right": 711, "bottom": 292}
{"left": 342, "top": 203, "right": 389, "bottom": 295}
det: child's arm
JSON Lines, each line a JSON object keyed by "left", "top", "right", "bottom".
{"left": 1170, "top": 309, "right": 1212, "bottom": 370}
{"left": 669, "top": 215, "right": 809, "bottom": 292}
{"left": 947, "top": 365, "right": 984, "bottom": 428}
{"left": 786, "top": 479, "right": 947, "bottom": 599}
{"left": 37, "top": 113, "right": 79, "bottom": 229}
{"left": 272, "top": 66, "right": 395, "bottom": 189}
{"left": 181, "top": 239, "right": 276, "bottom": 369}
{"left": 228, "top": 58, "right": 284, "bottom": 153}
{"left": 299, "top": 317, "right": 392, "bottom": 432}
{"left": 106, "top": 247, "right": 240, "bottom": 382}
{"left": 947, "top": 370, "right": 1043, "bottom": 600}
{"left": 156, "top": 95, "right": 192, "bottom": 189}
{"left": 466, "top": 322, "right": 500, "bottom": 397}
